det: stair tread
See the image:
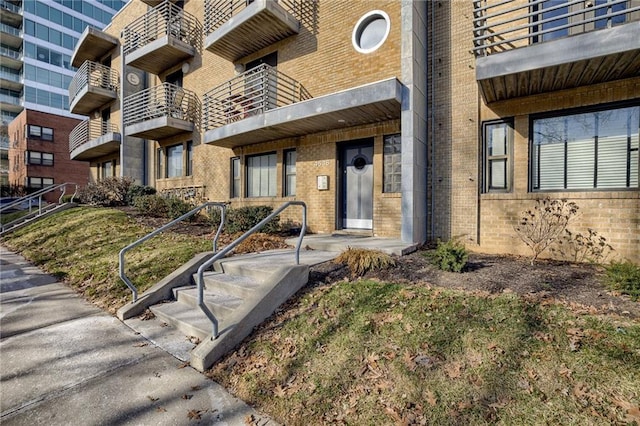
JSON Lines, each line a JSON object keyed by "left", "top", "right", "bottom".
{"left": 174, "top": 286, "right": 244, "bottom": 309}
{"left": 201, "top": 272, "right": 261, "bottom": 288}
{"left": 150, "top": 301, "right": 237, "bottom": 339}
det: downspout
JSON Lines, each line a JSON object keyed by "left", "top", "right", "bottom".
{"left": 119, "top": 39, "right": 125, "bottom": 178}
{"left": 430, "top": 0, "right": 436, "bottom": 239}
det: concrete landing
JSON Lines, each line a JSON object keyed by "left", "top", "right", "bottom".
{"left": 288, "top": 234, "right": 419, "bottom": 256}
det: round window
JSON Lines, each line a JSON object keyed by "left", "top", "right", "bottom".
{"left": 352, "top": 10, "right": 390, "bottom": 54}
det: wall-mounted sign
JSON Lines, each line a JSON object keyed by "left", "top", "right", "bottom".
{"left": 127, "top": 72, "right": 140, "bottom": 86}
{"left": 317, "top": 175, "right": 329, "bottom": 190}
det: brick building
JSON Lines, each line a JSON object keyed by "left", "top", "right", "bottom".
{"left": 68, "top": 0, "right": 638, "bottom": 262}
{"left": 8, "top": 109, "right": 88, "bottom": 201}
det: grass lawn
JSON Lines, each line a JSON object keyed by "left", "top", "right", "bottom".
{"left": 2, "top": 206, "right": 639, "bottom": 424}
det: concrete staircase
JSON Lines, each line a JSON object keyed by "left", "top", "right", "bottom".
{"left": 0, "top": 203, "right": 78, "bottom": 236}
{"left": 118, "top": 249, "right": 338, "bottom": 371}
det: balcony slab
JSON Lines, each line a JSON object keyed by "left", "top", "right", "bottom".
{"left": 125, "top": 36, "right": 195, "bottom": 75}
{"left": 70, "top": 132, "right": 121, "bottom": 161}
{"left": 71, "top": 27, "right": 119, "bottom": 68}
{"left": 125, "top": 116, "right": 194, "bottom": 140}
{"left": 204, "top": 77, "right": 402, "bottom": 148}
{"left": 70, "top": 86, "right": 117, "bottom": 115}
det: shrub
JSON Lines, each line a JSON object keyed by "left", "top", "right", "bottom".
{"left": 126, "top": 184, "right": 156, "bottom": 205}
{"left": 427, "top": 239, "right": 468, "bottom": 273}
{"left": 604, "top": 261, "right": 640, "bottom": 301}
{"left": 514, "top": 198, "right": 579, "bottom": 265}
{"left": 334, "top": 247, "right": 396, "bottom": 277}
{"left": 132, "top": 195, "right": 193, "bottom": 219}
{"left": 132, "top": 194, "right": 168, "bottom": 217}
{"left": 225, "top": 206, "right": 280, "bottom": 234}
{"left": 78, "top": 177, "right": 135, "bottom": 207}
{"left": 551, "top": 228, "right": 614, "bottom": 264}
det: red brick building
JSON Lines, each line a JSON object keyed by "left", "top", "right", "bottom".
{"left": 8, "top": 110, "right": 89, "bottom": 201}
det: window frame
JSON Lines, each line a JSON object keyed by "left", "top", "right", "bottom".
{"left": 246, "top": 152, "right": 277, "bottom": 198}
{"left": 26, "top": 124, "right": 54, "bottom": 141}
{"left": 529, "top": 101, "right": 639, "bottom": 192}
{"left": 230, "top": 156, "right": 240, "bottom": 199}
{"left": 283, "top": 149, "right": 296, "bottom": 197}
{"left": 482, "top": 119, "right": 514, "bottom": 193}
{"left": 26, "top": 150, "right": 54, "bottom": 166}
{"left": 26, "top": 176, "right": 54, "bottom": 189}
{"left": 165, "top": 143, "right": 184, "bottom": 178}
{"left": 383, "top": 133, "right": 402, "bottom": 193}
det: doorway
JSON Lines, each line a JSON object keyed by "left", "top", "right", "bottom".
{"left": 339, "top": 140, "right": 374, "bottom": 230}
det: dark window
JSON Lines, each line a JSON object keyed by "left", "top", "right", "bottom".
{"left": 186, "top": 141, "right": 193, "bottom": 176}
{"left": 231, "top": 157, "right": 240, "bottom": 198}
{"left": 284, "top": 149, "right": 296, "bottom": 196}
{"left": 26, "top": 151, "right": 54, "bottom": 166}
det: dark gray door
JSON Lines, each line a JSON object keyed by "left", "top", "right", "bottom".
{"left": 341, "top": 142, "right": 373, "bottom": 229}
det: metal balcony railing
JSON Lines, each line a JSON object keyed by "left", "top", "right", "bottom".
{"left": 0, "top": 0, "right": 21, "bottom": 14}
{"left": 0, "top": 70, "right": 21, "bottom": 83}
{"left": 69, "top": 120, "right": 120, "bottom": 153}
{"left": 68, "top": 61, "right": 119, "bottom": 105}
{"left": 204, "top": 0, "right": 300, "bottom": 34}
{"left": 123, "top": 0, "right": 202, "bottom": 55}
{"left": 0, "top": 93, "right": 22, "bottom": 106}
{"left": 0, "top": 23, "right": 21, "bottom": 37}
{"left": 123, "top": 82, "right": 200, "bottom": 127}
{"left": 0, "top": 45, "right": 21, "bottom": 60}
{"left": 202, "top": 63, "right": 310, "bottom": 131}
{"left": 473, "top": 0, "right": 640, "bottom": 57}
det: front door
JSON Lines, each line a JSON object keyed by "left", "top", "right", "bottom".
{"left": 340, "top": 141, "right": 374, "bottom": 229}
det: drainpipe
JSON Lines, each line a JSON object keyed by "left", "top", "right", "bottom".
{"left": 119, "top": 39, "right": 125, "bottom": 178}
{"left": 430, "top": 0, "right": 436, "bottom": 239}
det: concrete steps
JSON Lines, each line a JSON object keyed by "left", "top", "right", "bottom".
{"left": 119, "top": 248, "right": 339, "bottom": 371}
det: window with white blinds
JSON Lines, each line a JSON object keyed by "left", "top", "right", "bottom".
{"left": 483, "top": 120, "right": 513, "bottom": 192}
{"left": 246, "top": 153, "right": 276, "bottom": 197}
{"left": 532, "top": 105, "right": 639, "bottom": 191}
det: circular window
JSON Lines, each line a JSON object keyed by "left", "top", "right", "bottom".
{"left": 352, "top": 10, "right": 390, "bottom": 54}
{"left": 351, "top": 154, "right": 370, "bottom": 174}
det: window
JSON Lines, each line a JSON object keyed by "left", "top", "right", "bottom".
{"left": 230, "top": 157, "right": 240, "bottom": 198}
{"left": 483, "top": 120, "right": 513, "bottom": 192}
{"left": 246, "top": 153, "right": 276, "bottom": 197}
{"left": 352, "top": 10, "right": 391, "bottom": 53}
{"left": 27, "top": 177, "right": 54, "bottom": 188}
{"left": 283, "top": 149, "right": 296, "bottom": 196}
{"left": 101, "top": 160, "right": 114, "bottom": 180}
{"left": 26, "top": 125, "right": 54, "bottom": 140}
{"left": 383, "top": 134, "right": 402, "bottom": 193}
{"left": 531, "top": 104, "right": 639, "bottom": 191}
{"left": 166, "top": 144, "right": 184, "bottom": 178}
{"left": 26, "top": 151, "right": 54, "bottom": 166}
{"left": 186, "top": 141, "right": 193, "bottom": 176}
{"left": 156, "top": 148, "right": 165, "bottom": 179}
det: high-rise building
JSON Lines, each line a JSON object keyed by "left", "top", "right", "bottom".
{"left": 0, "top": 0, "right": 128, "bottom": 187}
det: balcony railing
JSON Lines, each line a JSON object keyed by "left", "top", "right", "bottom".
{"left": 204, "top": 0, "right": 300, "bottom": 34}
{"left": 473, "top": 0, "right": 640, "bottom": 57}
{"left": 69, "top": 120, "right": 120, "bottom": 153}
{"left": 0, "top": 93, "right": 22, "bottom": 106}
{"left": 0, "top": 45, "right": 21, "bottom": 60}
{"left": 0, "top": 23, "right": 21, "bottom": 37}
{"left": 0, "top": 0, "right": 21, "bottom": 14}
{"left": 68, "top": 61, "right": 119, "bottom": 106}
{"left": 203, "top": 64, "right": 310, "bottom": 131}
{"left": 0, "top": 70, "right": 21, "bottom": 83}
{"left": 123, "top": 1, "right": 202, "bottom": 56}
{"left": 124, "top": 82, "right": 199, "bottom": 127}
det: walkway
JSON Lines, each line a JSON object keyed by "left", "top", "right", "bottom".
{"left": 0, "top": 246, "right": 277, "bottom": 425}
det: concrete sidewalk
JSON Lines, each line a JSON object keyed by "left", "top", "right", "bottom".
{"left": 0, "top": 245, "right": 277, "bottom": 425}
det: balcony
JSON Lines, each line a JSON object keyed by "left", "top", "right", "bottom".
{"left": 124, "top": 82, "right": 199, "bottom": 140}
{"left": 71, "top": 27, "right": 119, "bottom": 68}
{"left": 0, "top": 23, "right": 22, "bottom": 48}
{"left": 0, "top": 68, "right": 22, "bottom": 91}
{"left": 203, "top": 66, "right": 402, "bottom": 149}
{"left": 69, "top": 120, "right": 121, "bottom": 161}
{"left": 204, "top": 0, "right": 300, "bottom": 61}
{"left": 0, "top": 45, "right": 21, "bottom": 68}
{"left": 0, "top": 0, "right": 22, "bottom": 27}
{"left": 472, "top": 0, "right": 640, "bottom": 103}
{"left": 123, "top": 1, "right": 202, "bottom": 75}
{"left": 69, "top": 61, "right": 119, "bottom": 115}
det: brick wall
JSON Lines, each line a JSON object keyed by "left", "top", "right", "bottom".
{"left": 8, "top": 110, "right": 88, "bottom": 202}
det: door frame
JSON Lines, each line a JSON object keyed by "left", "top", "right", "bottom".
{"left": 336, "top": 138, "right": 375, "bottom": 230}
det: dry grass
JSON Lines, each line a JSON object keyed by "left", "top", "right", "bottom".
{"left": 334, "top": 247, "right": 396, "bottom": 277}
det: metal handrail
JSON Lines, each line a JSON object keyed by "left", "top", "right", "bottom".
{"left": 204, "top": 0, "right": 300, "bottom": 34}
{"left": 68, "top": 60, "right": 119, "bottom": 106}
{"left": 69, "top": 120, "right": 120, "bottom": 153}
{"left": 123, "top": 82, "right": 200, "bottom": 128}
{"left": 119, "top": 202, "right": 227, "bottom": 302}
{"left": 473, "top": 0, "right": 640, "bottom": 57}
{"left": 196, "top": 201, "right": 307, "bottom": 339}
{"left": 202, "top": 63, "right": 311, "bottom": 131}
{"left": 0, "top": 183, "right": 79, "bottom": 232}
{"left": 122, "top": 0, "right": 203, "bottom": 55}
